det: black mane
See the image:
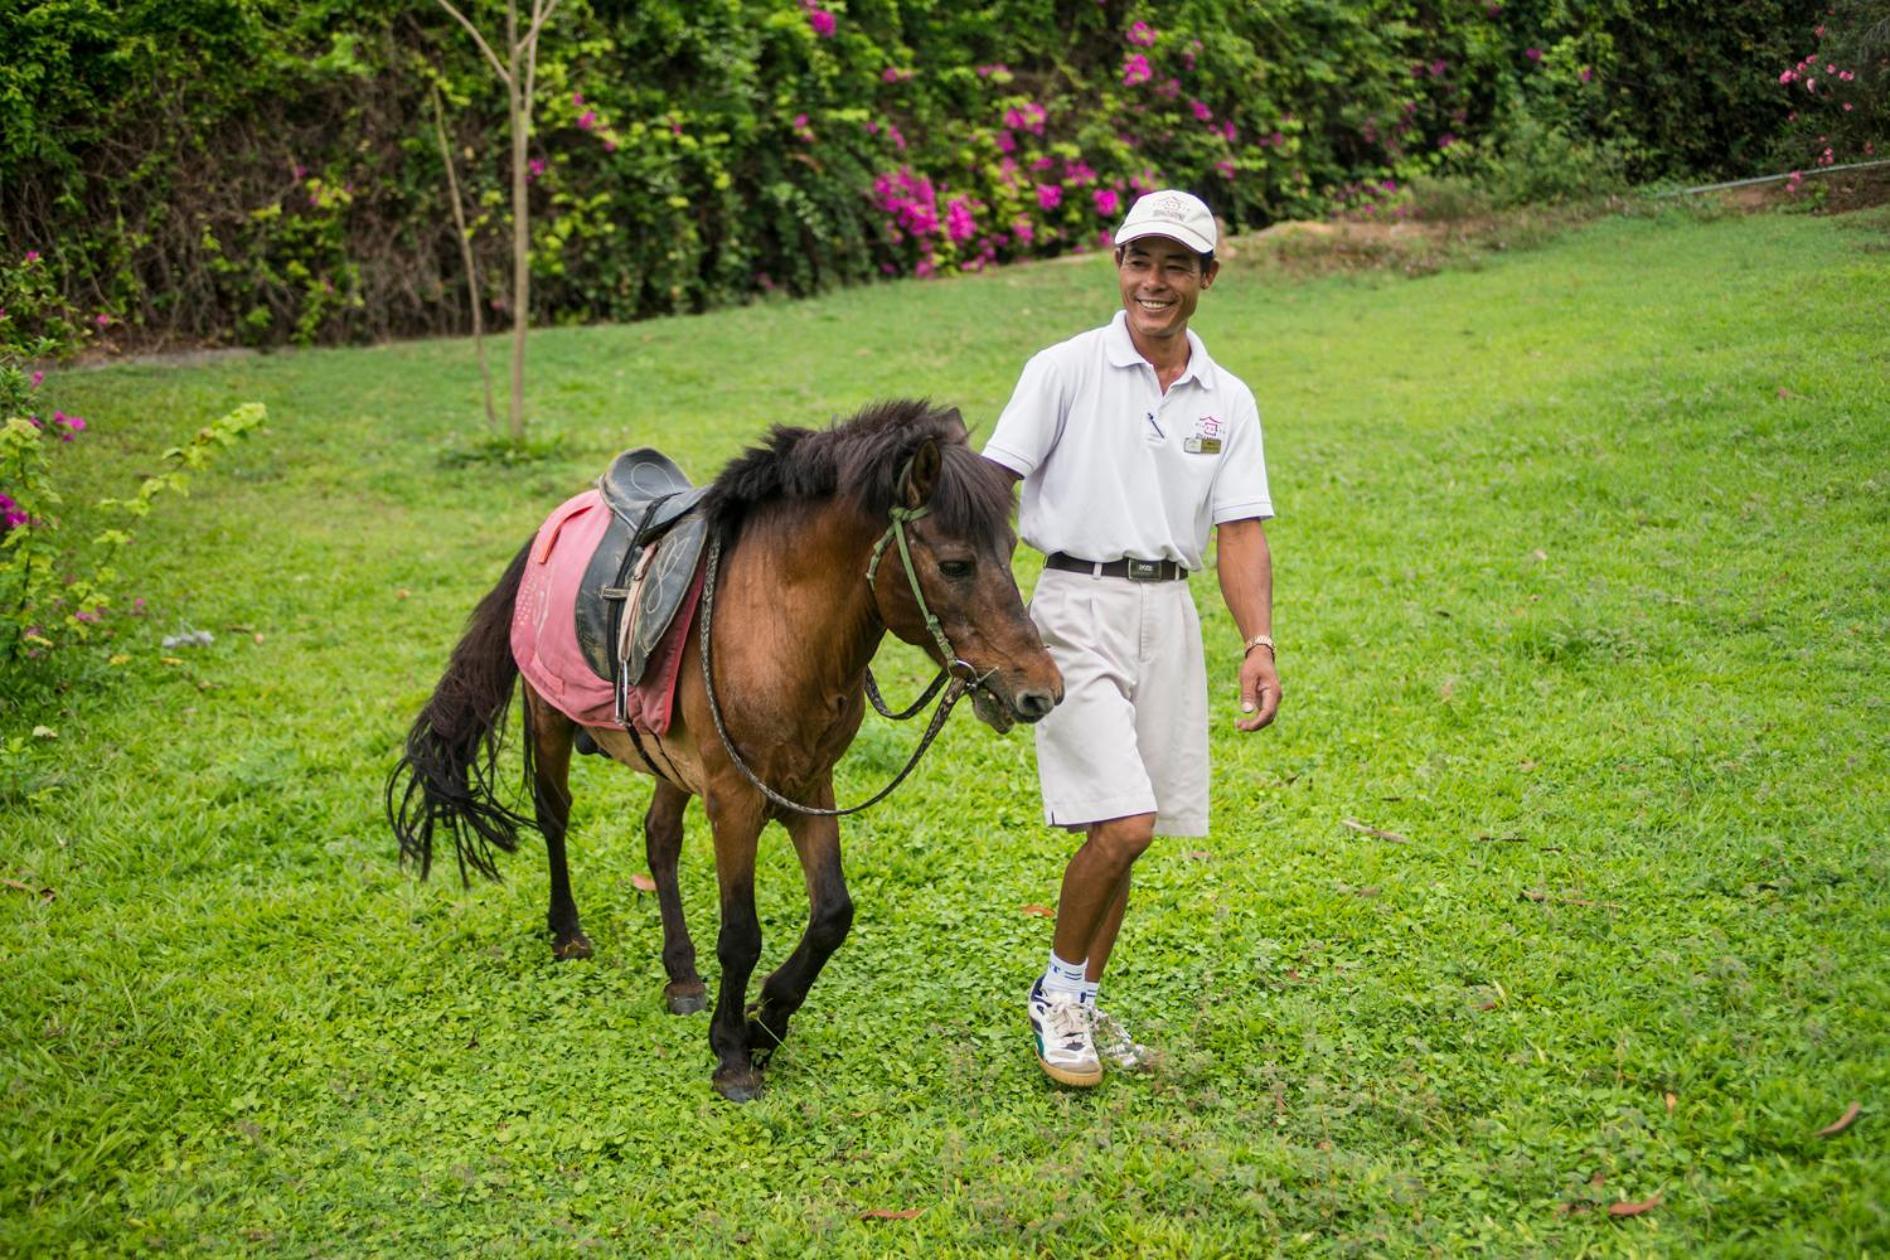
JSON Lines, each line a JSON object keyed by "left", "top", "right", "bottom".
{"left": 702, "top": 398, "right": 1014, "bottom": 548}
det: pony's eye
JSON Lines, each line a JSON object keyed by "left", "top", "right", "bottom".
{"left": 937, "top": 559, "right": 975, "bottom": 579}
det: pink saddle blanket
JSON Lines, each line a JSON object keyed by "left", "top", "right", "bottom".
{"left": 510, "top": 489, "right": 704, "bottom": 735}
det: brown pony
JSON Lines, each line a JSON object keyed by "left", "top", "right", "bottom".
{"left": 387, "top": 400, "right": 1062, "bottom": 1101}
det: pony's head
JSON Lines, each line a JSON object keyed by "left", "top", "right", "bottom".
{"left": 706, "top": 399, "right": 1062, "bottom": 726}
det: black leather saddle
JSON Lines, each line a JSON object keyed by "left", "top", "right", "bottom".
{"left": 574, "top": 449, "right": 712, "bottom": 721}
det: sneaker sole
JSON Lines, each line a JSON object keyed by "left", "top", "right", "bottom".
{"left": 1037, "top": 1054, "right": 1103, "bottom": 1088}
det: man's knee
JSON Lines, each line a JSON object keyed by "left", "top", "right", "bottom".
{"left": 1086, "top": 813, "right": 1156, "bottom": 870}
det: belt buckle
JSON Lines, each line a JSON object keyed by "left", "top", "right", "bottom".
{"left": 1126, "top": 559, "right": 1162, "bottom": 581}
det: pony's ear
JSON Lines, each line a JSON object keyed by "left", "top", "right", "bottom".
{"left": 905, "top": 438, "right": 941, "bottom": 508}
{"left": 936, "top": 407, "right": 968, "bottom": 442}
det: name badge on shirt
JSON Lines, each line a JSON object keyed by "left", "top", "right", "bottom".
{"left": 1185, "top": 414, "right": 1224, "bottom": 455}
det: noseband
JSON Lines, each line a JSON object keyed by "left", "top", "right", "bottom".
{"left": 698, "top": 457, "right": 997, "bottom": 817}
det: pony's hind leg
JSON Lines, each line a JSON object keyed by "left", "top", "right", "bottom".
{"left": 748, "top": 793, "right": 853, "bottom": 1062}
{"left": 644, "top": 779, "right": 706, "bottom": 1014}
{"left": 524, "top": 685, "right": 591, "bottom": 961}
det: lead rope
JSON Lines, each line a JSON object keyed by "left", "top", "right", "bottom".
{"left": 698, "top": 532, "right": 969, "bottom": 817}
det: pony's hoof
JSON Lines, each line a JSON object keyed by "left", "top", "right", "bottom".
{"left": 665, "top": 981, "right": 708, "bottom": 1015}
{"left": 552, "top": 932, "right": 593, "bottom": 961}
{"left": 713, "top": 1069, "right": 764, "bottom": 1104}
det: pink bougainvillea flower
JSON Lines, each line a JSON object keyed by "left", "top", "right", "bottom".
{"left": 1012, "top": 217, "right": 1035, "bottom": 244}
{"left": 1580, "top": 66, "right": 1593, "bottom": 82}
{"left": 887, "top": 122, "right": 907, "bottom": 150}
{"left": 1214, "top": 159, "right": 1236, "bottom": 180}
{"left": 1814, "top": 24, "right": 1825, "bottom": 37}
{"left": 572, "top": 92, "right": 585, "bottom": 106}
{"left": 914, "top": 258, "right": 936, "bottom": 279}
{"left": 1844, "top": 102, "right": 1854, "bottom": 111}
{"left": 1839, "top": 70, "right": 1854, "bottom": 81}
{"left": 1524, "top": 47, "right": 1542, "bottom": 63}
{"left": 1431, "top": 59, "right": 1448, "bottom": 76}
{"left": 528, "top": 157, "right": 547, "bottom": 180}
{"left": 30, "top": 370, "right": 44, "bottom": 389}
{"left": 95, "top": 313, "right": 111, "bottom": 328}
{"left": 882, "top": 67, "right": 910, "bottom": 83}
{"left": 1826, "top": 64, "right": 1836, "bottom": 74}
{"left": 1221, "top": 120, "right": 1237, "bottom": 142}
{"left": 1158, "top": 78, "right": 1181, "bottom": 100}
{"left": 1093, "top": 188, "right": 1120, "bottom": 216}
{"left": 1381, "top": 178, "right": 1399, "bottom": 192}
{"left": 1063, "top": 159, "right": 1097, "bottom": 184}
{"left": 577, "top": 110, "right": 597, "bottom": 130}
{"left": 1191, "top": 99, "right": 1213, "bottom": 122}
{"left": 1036, "top": 184, "right": 1062, "bottom": 211}
{"left": 1121, "top": 53, "right": 1153, "bottom": 87}
{"left": 945, "top": 197, "right": 977, "bottom": 243}
{"left": 1126, "top": 20, "right": 1156, "bottom": 47}
{"left": 808, "top": 8, "right": 836, "bottom": 37}
{"left": 291, "top": 164, "right": 307, "bottom": 180}
{"left": 603, "top": 139, "right": 618, "bottom": 152}
{"left": 994, "top": 129, "right": 1015, "bottom": 154}
{"left": 23, "top": 250, "right": 40, "bottom": 263}
{"left": 1437, "top": 132, "right": 1457, "bottom": 149}
{"left": 1030, "top": 155, "right": 1054, "bottom": 171}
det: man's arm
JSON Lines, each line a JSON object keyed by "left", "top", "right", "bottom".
{"left": 1215, "top": 517, "right": 1280, "bottom": 731}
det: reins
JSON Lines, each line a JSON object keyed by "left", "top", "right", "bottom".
{"left": 697, "top": 470, "right": 993, "bottom": 817}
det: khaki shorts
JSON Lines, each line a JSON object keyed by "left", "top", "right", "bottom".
{"left": 1028, "top": 567, "right": 1209, "bottom": 836}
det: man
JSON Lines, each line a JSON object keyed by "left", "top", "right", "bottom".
{"left": 983, "top": 189, "right": 1280, "bottom": 1087}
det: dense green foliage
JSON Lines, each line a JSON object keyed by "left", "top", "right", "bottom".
{"left": 0, "top": 0, "right": 1860, "bottom": 351}
{"left": 3, "top": 207, "right": 1887, "bottom": 1251}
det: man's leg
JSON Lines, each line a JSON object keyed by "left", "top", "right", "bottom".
{"left": 1052, "top": 812, "right": 1154, "bottom": 972}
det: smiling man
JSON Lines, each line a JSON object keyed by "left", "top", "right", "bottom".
{"left": 983, "top": 189, "right": 1281, "bottom": 1087}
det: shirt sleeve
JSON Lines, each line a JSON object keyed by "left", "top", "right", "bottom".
{"left": 1210, "top": 386, "right": 1274, "bottom": 523}
{"left": 982, "top": 349, "right": 1068, "bottom": 477}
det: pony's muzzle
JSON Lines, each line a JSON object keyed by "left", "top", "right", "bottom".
{"left": 1012, "top": 688, "right": 1057, "bottom": 723}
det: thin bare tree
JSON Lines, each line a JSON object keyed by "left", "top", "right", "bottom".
{"left": 428, "top": 83, "right": 498, "bottom": 433}
{"left": 434, "top": 0, "right": 560, "bottom": 442}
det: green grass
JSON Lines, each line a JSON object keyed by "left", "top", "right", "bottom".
{"left": 4, "top": 205, "right": 1888, "bottom": 1254}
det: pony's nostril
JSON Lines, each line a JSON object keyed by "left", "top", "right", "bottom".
{"left": 1015, "top": 690, "right": 1056, "bottom": 722}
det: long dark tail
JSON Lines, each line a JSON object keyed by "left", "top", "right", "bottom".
{"left": 386, "top": 538, "right": 538, "bottom": 884}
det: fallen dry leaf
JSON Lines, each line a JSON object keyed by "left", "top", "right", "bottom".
{"left": 1021, "top": 903, "right": 1055, "bottom": 918}
{"left": 1665, "top": 1092, "right": 1677, "bottom": 1114}
{"left": 1817, "top": 1101, "right": 1861, "bottom": 1138}
{"left": 629, "top": 873, "right": 657, "bottom": 893}
{"left": 1339, "top": 818, "right": 1408, "bottom": 843}
{"left": 1776, "top": 386, "right": 1796, "bottom": 399}
{"left": 1, "top": 878, "right": 54, "bottom": 902}
{"left": 395, "top": 588, "right": 411, "bottom": 600}
{"left": 1607, "top": 1194, "right": 1662, "bottom": 1218}
{"left": 859, "top": 1208, "right": 923, "bottom": 1221}
{"left": 1185, "top": 850, "right": 1213, "bottom": 860}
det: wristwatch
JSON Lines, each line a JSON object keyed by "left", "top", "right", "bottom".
{"left": 1243, "top": 633, "right": 1275, "bottom": 657}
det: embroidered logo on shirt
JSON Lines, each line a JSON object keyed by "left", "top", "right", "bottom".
{"left": 1184, "top": 414, "right": 1223, "bottom": 454}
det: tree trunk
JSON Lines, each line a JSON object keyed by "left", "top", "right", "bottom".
{"left": 506, "top": 0, "right": 528, "bottom": 443}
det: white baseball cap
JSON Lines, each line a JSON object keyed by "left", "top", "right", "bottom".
{"left": 1114, "top": 189, "right": 1217, "bottom": 255}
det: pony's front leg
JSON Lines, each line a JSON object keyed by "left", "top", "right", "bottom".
{"left": 704, "top": 787, "right": 768, "bottom": 1103}
{"left": 748, "top": 791, "right": 853, "bottom": 1063}
{"left": 643, "top": 779, "right": 706, "bottom": 1013}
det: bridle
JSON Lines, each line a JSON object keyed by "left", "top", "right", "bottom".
{"left": 698, "top": 460, "right": 1000, "bottom": 817}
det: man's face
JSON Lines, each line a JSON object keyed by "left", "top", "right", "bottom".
{"left": 1116, "top": 235, "right": 1218, "bottom": 344}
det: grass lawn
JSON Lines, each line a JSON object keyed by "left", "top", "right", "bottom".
{"left": 3, "top": 204, "right": 1887, "bottom": 1254}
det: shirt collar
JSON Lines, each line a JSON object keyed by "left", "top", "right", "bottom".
{"left": 1104, "top": 310, "right": 1218, "bottom": 391}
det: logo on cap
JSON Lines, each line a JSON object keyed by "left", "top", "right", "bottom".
{"left": 1155, "top": 194, "right": 1189, "bottom": 220}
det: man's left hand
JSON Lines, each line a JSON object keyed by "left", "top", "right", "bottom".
{"left": 1237, "top": 649, "right": 1281, "bottom": 731}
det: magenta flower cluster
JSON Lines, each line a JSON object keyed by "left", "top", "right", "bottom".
{"left": 800, "top": 0, "right": 836, "bottom": 38}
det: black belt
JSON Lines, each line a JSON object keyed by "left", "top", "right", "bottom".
{"left": 1046, "top": 552, "right": 1189, "bottom": 582}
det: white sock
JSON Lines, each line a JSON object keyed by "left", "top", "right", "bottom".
{"left": 1078, "top": 980, "right": 1100, "bottom": 1008}
{"left": 1042, "top": 951, "right": 1088, "bottom": 997}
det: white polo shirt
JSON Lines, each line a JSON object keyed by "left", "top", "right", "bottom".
{"left": 983, "top": 311, "right": 1272, "bottom": 572}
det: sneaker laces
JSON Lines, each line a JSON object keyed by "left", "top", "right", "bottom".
{"left": 1044, "top": 997, "right": 1094, "bottom": 1047}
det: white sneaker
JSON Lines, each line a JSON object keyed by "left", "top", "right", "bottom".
{"left": 1092, "top": 1008, "right": 1152, "bottom": 1071}
{"left": 1028, "top": 980, "right": 1103, "bottom": 1087}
